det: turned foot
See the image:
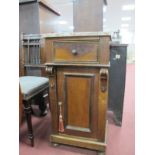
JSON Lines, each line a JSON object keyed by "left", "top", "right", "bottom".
{"left": 53, "top": 143, "right": 59, "bottom": 147}
{"left": 97, "top": 151, "right": 105, "bottom": 155}
{"left": 28, "top": 134, "right": 34, "bottom": 147}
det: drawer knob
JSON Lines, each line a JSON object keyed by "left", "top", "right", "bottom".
{"left": 72, "top": 49, "right": 77, "bottom": 55}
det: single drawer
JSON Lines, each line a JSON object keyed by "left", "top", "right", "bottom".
{"left": 52, "top": 40, "right": 99, "bottom": 63}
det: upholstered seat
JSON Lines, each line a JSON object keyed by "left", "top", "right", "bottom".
{"left": 19, "top": 76, "right": 49, "bottom": 100}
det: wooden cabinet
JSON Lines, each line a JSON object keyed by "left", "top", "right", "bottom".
{"left": 44, "top": 32, "right": 111, "bottom": 155}
{"left": 21, "top": 32, "right": 111, "bottom": 154}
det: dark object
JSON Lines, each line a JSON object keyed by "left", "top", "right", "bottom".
{"left": 108, "top": 43, "right": 127, "bottom": 126}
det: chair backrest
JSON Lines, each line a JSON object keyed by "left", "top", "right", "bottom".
{"left": 20, "top": 33, "right": 46, "bottom": 77}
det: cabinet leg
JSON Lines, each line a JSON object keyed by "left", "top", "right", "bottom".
{"left": 97, "top": 151, "right": 105, "bottom": 155}
{"left": 47, "top": 88, "right": 51, "bottom": 113}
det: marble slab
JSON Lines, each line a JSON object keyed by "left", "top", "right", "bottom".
{"left": 22, "top": 32, "right": 111, "bottom": 39}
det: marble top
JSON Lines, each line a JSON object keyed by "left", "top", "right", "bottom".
{"left": 22, "top": 32, "right": 111, "bottom": 39}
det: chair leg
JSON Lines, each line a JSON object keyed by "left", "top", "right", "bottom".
{"left": 23, "top": 100, "right": 34, "bottom": 146}
{"left": 43, "top": 88, "right": 51, "bottom": 113}
{"left": 37, "top": 93, "right": 47, "bottom": 116}
{"left": 46, "top": 88, "right": 51, "bottom": 112}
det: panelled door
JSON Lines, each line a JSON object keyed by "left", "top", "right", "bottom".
{"left": 56, "top": 67, "right": 99, "bottom": 139}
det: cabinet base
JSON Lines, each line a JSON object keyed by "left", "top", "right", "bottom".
{"left": 50, "top": 134, "right": 106, "bottom": 151}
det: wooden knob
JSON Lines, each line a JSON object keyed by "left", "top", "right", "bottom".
{"left": 72, "top": 49, "right": 77, "bottom": 55}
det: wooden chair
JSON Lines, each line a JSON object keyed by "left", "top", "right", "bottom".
{"left": 19, "top": 76, "right": 50, "bottom": 146}
{"left": 19, "top": 34, "right": 50, "bottom": 146}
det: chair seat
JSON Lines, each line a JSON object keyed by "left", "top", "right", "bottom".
{"left": 19, "top": 76, "right": 49, "bottom": 100}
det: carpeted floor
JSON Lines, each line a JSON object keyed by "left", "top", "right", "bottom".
{"left": 19, "top": 63, "right": 135, "bottom": 155}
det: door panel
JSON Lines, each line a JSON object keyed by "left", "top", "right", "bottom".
{"left": 64, "top": 73, "right": 93, "bottom": 131}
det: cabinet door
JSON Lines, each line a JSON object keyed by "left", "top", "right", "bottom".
{"left": 57, "top": 68, "right": 99, "bottom": 139}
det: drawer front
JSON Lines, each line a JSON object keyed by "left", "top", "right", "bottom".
{"left": 53, "top": 41, "right": 99, "bottom": 63}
